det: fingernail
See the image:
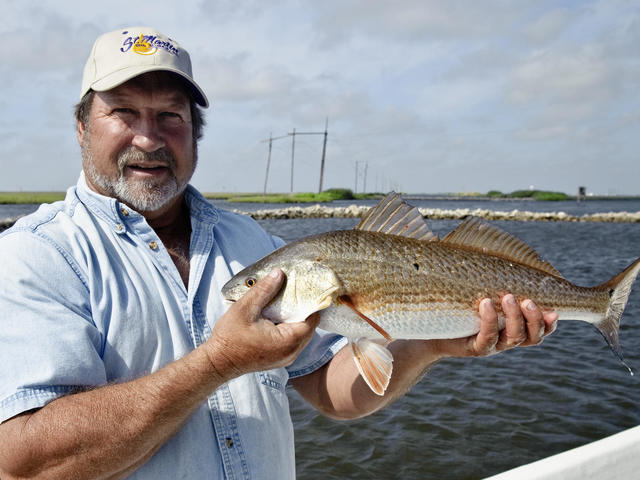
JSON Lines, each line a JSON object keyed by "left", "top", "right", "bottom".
{"left": 268, "top": 269, "right": 281, "bottom": 279}
{"left": 505, "top": 295, "right": 516, "bottom": 305}
{"left": 526, "top": 300, "right": 537, "bottom": 311}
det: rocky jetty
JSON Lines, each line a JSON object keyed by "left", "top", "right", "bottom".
{"left": 0, "top": 216, "right": 21, "bottom": 232}
{"left": 240, "top": 205, "right": 640, "bottom": 223}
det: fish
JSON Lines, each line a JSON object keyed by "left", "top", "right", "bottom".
{"left": 222, "top": 193, "right": 640, "bottom": 395}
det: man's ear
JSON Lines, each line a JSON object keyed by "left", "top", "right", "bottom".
{"left": 77, "top": 120, "right": 86, "bottom": 146}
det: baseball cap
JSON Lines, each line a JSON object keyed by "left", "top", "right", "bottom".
{"left": 81, "top": 26, "right": 209, "bottom": 107}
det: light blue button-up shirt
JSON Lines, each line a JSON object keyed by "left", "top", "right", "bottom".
{"left": 0, "top": 174, "right": 346, "bottom": 479}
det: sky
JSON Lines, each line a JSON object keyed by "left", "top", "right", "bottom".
{"left": 1, "top": 0, "right": 639, "bottom": 195}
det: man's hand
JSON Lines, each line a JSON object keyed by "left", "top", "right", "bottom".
{"left": 206, "top": 269, "right": 320, "bottom": 380}
{"left": 431, "top": 294, "right": 559, "bottom": 358}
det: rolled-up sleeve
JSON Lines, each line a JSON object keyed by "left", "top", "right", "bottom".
{"left": 285, "top": 328, "right": 347, "bottom": 379}
{"left": 0, "top": 230, "right": 105, "bottom": 423}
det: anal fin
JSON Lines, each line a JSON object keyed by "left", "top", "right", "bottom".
{"left": 350, "top": 338, "right": 394, "bottom": 396}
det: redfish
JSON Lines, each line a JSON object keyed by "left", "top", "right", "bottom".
{"left": 222, "top": 193, "right": 640, "bottom": 395}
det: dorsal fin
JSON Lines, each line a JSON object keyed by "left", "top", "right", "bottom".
{"left": 441, "top": 217, "right": 564, "bottom": 278}
{"left": 355, "top": 192, "right": 438, "bottom": 241}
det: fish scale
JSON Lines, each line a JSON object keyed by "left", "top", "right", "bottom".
{"left": 281, "top": 230, "right": 611, "bottom": 340}
{"left": 222, "top": 193, "right": 640, "bottom": 395}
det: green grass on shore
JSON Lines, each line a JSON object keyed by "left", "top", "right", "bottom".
{"left": 486, "top": 190, "right": 570, "bottom": 201}
{"left": 205, "top": 188, "right": 380, "bottom": 204}
{"left": 0, "top": 192, "right": 66, "bottom": 204}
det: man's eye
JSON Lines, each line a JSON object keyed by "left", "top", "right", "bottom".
{"left": 160, "top": 112, "right": 183, "bottom": 121}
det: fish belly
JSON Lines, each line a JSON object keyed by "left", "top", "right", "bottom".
{"left": 318, "top": 303, "right": 483, "bottom": 341}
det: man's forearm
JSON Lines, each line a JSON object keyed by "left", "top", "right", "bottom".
{"left": 0, "top": 346, "right": 226, "bottom": 479}
{"left": 293, "top": 338, "right": 441, "bottom": 420}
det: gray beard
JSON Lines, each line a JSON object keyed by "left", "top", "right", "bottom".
{"left": 81, "top": 138, "right": 195, "bottom": 213}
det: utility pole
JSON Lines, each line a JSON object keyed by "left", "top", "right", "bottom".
{"left": 288, "top": 120, "right": 328, "bottom": 193}
{"left": 355, "top": 161, "right": 368, "bottom": 194}
{"left": 317, "top": 118, "right": 328, "bottom": 193}
{"left": 261, "top": 133, "right": 288, "bottom": 196}
{"left": 289, "top": 128, "right": 296, "bottom": 193}
{"left": 363, "top": 161, "right": 368, "bottom": 194}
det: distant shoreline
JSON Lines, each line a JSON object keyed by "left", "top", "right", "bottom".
{"left": 2, "top": 191, "right": 640, "bottom": 205}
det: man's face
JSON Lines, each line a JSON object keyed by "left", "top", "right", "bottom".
{"left": 78, "top": 73, "right": 196, "bottom": 215}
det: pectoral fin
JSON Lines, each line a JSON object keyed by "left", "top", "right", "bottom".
{"left": 350, "top": 338, "right": 394, "bottom": 396}
{"left": 338, "top": 295, "right": 392, "bottom": 342}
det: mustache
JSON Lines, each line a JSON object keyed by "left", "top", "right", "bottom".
{"left": 117, "top": 147, "right": 176, "bottom": 171}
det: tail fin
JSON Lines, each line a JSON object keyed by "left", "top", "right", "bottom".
{"left": 596, "top": 257, "right": 640, "bottom": 375}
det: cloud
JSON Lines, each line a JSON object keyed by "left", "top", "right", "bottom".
{"left": 523, "top": 7, "right": 575, "bottom": 44}
{"left": 311, "top": 0, "right": 524, "bottom": 45}
{"left": 0, "top": 0, "right": 638, "bottom": 194}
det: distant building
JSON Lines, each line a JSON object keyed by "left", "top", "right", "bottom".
{"left": 578, "top": 186, "right": 586, "bottom": 202}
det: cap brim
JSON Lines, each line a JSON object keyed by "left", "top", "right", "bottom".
{"left": 89, "top": 65, "right": 209, "bottom": 108}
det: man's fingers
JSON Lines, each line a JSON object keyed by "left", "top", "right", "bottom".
{"left": 471, "top": 298, "right": 500, "bottom": 356}
{"left": 519, "top": 299, "right": 546, "bottom": 346}
{"left": 543, "top": 310, "right": 559, "bottom": 336}
{"left": 303, "top": 312, "right": 322, "bottom": 330}
{"left": 436, "top": 294, "right": 559, "bottom": 360}
{"left": 495, "top": 294, "right": 527, "bottom": 350}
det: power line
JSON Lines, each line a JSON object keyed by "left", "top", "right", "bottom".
{"left": 262, "top": 119, "right": 329, "bottom": 194}
{"left": 260, "top": 133, "right": 289, "bottom": 196}
{"left": 287, "top": 119, "right": 328, "bottom": 193}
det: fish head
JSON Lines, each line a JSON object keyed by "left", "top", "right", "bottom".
{"left": 221, "top": 251, "right": 286, "bottom": 303}
{"left": 222, "top": 254, "right": 341, "bottom": 324}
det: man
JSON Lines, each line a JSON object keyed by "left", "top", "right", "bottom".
{"left": 0, "top": 27, "right": 557, "bottom": 479}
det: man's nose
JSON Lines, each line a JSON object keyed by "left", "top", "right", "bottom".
{"left": 131, "top": 115, "right": 166, "bottom": 152}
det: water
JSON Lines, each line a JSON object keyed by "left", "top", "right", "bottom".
{"left": 256, "top": 217, "right": 640, "bottom": 480}
{"left": 0, "top": 203, "right": 44, "bottom": 219}
{"left": 3, "top": 200, "right": 640, "bottom": 478}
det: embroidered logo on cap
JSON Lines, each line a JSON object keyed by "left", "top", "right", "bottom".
{"left": 132, "top": 34, "right": 157, "bottom": 55}
{"left": 119, "top": 31, "right": 180, "bottom": 56}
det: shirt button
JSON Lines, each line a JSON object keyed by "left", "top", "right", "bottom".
{"left": 121, "top": 208, "right": 130, "bottom": 216}
{"left": 149, "top": 241, "right": 159, "bottom": 250}
{"left": 116, "top": 223, "right": 124, "bottom": 232}
{"left": 225, "top": 437, "right": 234, "bottom": 448}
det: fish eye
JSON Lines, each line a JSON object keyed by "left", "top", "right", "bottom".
{"left": 245, "top": 277, "right": 257, "bottom": 288}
